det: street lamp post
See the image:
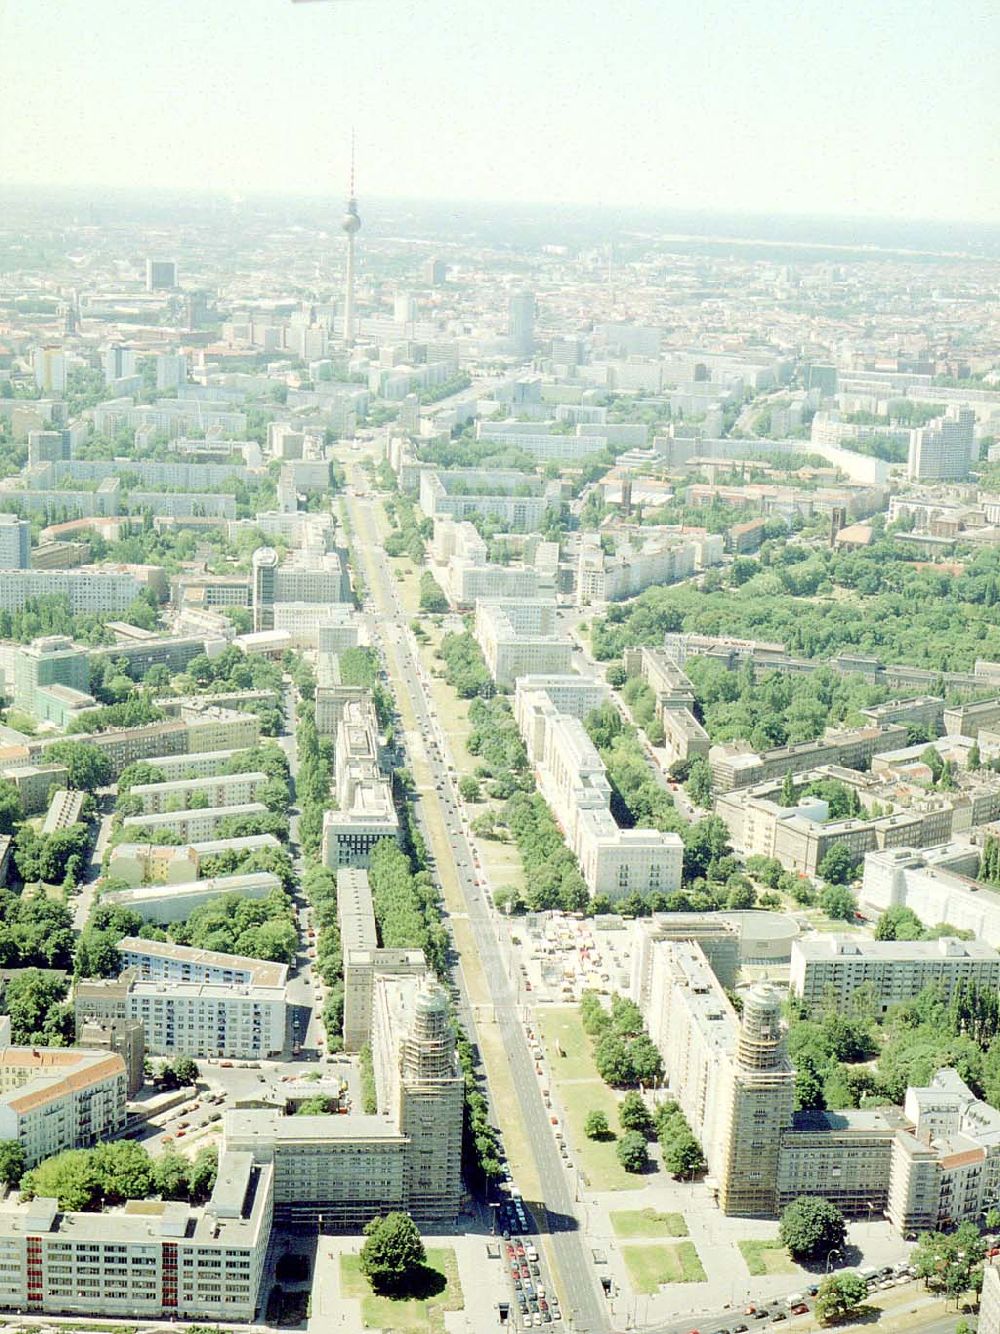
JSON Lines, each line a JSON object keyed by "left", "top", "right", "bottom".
{"left": 825, "top": 1247, "right": 843, "bottom": 1274}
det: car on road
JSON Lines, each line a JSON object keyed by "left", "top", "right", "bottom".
{"left": 790, "top": 1305, "right": 808, "bottom": 1316}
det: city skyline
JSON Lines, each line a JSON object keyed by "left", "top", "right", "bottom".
{"left": 0, "top": 0, "right": 997, "bottom": 223}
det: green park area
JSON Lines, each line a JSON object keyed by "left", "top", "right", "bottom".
{"left": 340, "top": 1248, "right": 464, "bottom": 1333}
{"left": 738, "top": 1238, "right": 797, "bottom": 1276}
{"left": 610, "top": 1209, "right": 688, "bottom": 1239}
{"left": 537, "top": 1007, "right": 640, "bottom": 1191}
{"left": 622, "top": 1241, "right": 706, "bottom": 1293}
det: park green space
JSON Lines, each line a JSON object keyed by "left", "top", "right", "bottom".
{"left": 622, "top": 1241, "right": 706, "bottom": 1293}
{"left": 339, "top": 1247, "right": 463, "bottom": 1333}
{"left": 738, "top": 1238, "right": 797, "bottom": 1276}
{"left": 537, "top": 1007, "right": 644, "bottom": 1191}
{"left": 610, "top": 1209, "right": 688, "bottom": 1239}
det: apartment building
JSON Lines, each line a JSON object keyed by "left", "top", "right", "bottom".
{"left": 0, "top": 1047, "right": 126, "bottom": 1168}
{"left": 107, "top": 833, "right": 282, "bottom": 886}
{"left": 907, "top": 408, "right": 976, "bottom": 481}
{"left": 861, "top": 846, "right": 1000, "bottom": 947}
{"left": 789, "top": 936, "right": 1000, "bottom": 1015}
{"left": 0, "top": 514, "right": 30, "bottom": 569}
{"left": 75, "top": 972, "right": 286, "bottom": 1061}
{"left": 273, "top": 601, "right": 359, "bottom": 650}
{"left": 224, "top": 972, "right": 462, "bottom": 1230}
{"left": 576, "top": 532, "right": 698, "bottom": 605}
{"left": 76, "top": 1019, "right": 145, "bottom": 1097}
{"left": 40, "top": 789, "right": 86, "bottom": 836}
{"left": 0, "top": 568, "right": 139, "bottom": 614}
{"left": 474, "top": 598, "right": 573, "bottom": 688}
{"left": 127, "top": 771, "right": 268, "bottom": 816}
{"left": 777, "top": 1107, "right": 906, "bottom": 1216}
{"left": 709, "top": 724, "right": 909, "bottom": 792}
{"left": 419, "top": 469, "right": 562, "bottom": 532}
{"left": 944, "top": 697, "right": 1000, "bottom": 739}
{"left": 338, "top": 868, "right": 378, "bottom": 1050}
{"left": 90, "top": 633, "right": 219, "bottom": 678}
{"left": 516, "top": 680, "right": 683, "bottom": 899}
{"left": 223, "top": 1111, "right": 407, "bottom": 1231}
{"left": 101, "top": 871, "right": 283, "bottom": 923}
{"left": 0, "top": 1152, "right": 272, "bottom": 1322}
{"left": 644, "top": 939, "right": 794, "bottom": 1216}
{"left": 0, "top": 763, "right": 69, "bottom": 814}
{"left": 251, "top": 546, "right": 349, "bottom": 631}
{"left": 716, "top": 774, "right": 956, "bottom": 877}
{"left": 321, "top": 697, "right": 399, "bottom": 870}
{"left": 372, "top": 976, "right": 464, "bottom": 1223}
{"left": 629, "top": 913, "right": 741, "bottom": 1010}
{"left": 122, "top": 802, "right": 269, "bottom": 844}
{"left": 117, "top": 937, "right": 288, "bottom": 990}
{"left": 623, "top": 646, "right": 709, "bottom": 763}
{"left": 889, "top": 1070, "right": 1000, "bottom": 1234}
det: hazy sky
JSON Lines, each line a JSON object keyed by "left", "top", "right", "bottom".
{"left": 1, "top": 0, "right": 997, "bottom": 223}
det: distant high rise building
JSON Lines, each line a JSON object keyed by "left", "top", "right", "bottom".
{"left": 103, "top": 345, "right": 138, "bottom": 383}
{"left": 341, "top": 145, "right": 362, "bottom": 349}
{"left": 155, "top": 353, "right": 188, "bottom": 391}
{"left": 33, "top": 347, "right": 66, "bottom": 394}
{"left": 394, "top": 293, "right": 417, "bottom": 325}
{"left": 806, "top": 363, "right": 838, "bottom": 396}
{"left": 422, "top": 257, "right": 447, "bottom": 286}
{"left": 399, "top": 393, "right": 421, "bottom": 434}
{"left": 146, "top": 258, "right": 177, "bottom": 291}
{"left": 509, "top": 290, "right": 536, "bottom": 358}
{"left": 907, "top": 407, "right": 976, "bottom": 481}
{"left": 27, "top": 430, "right": 71, "bottom": 466}
{"left": 0, "top": 515, "right": 30, "bottom": 570}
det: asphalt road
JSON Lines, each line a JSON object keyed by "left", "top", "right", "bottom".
{"left": 345, "top": 486, "right": 610, "bottom": 1334}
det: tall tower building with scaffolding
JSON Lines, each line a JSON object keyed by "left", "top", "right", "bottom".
{"left": 341, "top": 142, "right": 361, "bottom": 349}
{"left": 717, "top": 984, "right": 795, "bottom": 1216}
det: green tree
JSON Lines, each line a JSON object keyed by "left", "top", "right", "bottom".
{"left": 358, "top": 1211, "right": 427, "bottom": 1296}
{"left": 20, "top": 1149, "right": 103, "bottom": 1211}
{"left": 686, "top": 756, "right": 714, "bottom": 807}
{"left": 780, "top": 770, "right": 796, "bottom": 806}
{"left": 584, "top": 1110, "right": 611, "bottom": 1140}
{"left": 457, "top": 775, "right": 481, "bottom": 802}
{"left": 815, "top": 1273, "right": 868, "bottom": 1324}
{"left": 153, "top": 1148, "right": 191, "bottom": 1200}
{"left": 593, "top": 1034, "right": 635, "bottom": 1086}
{"left": 172, "top": 1055, "right": 200, "bottom": 1084}
{"left": 818, "top": 844, "right": 859, "bottom": 885}
{"left": 418, "top": 571, "right": 449, "bottom": 613}
{"left": 0, "top": 1140, "right": 26, "bottom": 1188}
{"left": 0, "top": 779, "right": 21, "bottom": 836}
{"left": 187, "top": 1146, "right": 219, "bottom": 1203}
{"left": 778, "top": 1196, "right": 847, "bottom": 1262}
{"left": 45, "top": 740, "right": 112, "bottom": 791}
{"left": 819, "top": 883, "right": 857, "bottom": 921}
{"left": 875, "top": 905, "right": 925, "bottom": 941}
{"left": 92, "top": 1141, "right": 154, "bottom": 1204}
{"left": 618, "top": 1091, "right": 655, "bottom": 1138}
{"left": 912, "top": 1223, "right": 985, "bottom": 1300}
{"left": 615, "top": 1130, "right": 648, "bottom": 1173}
{"left": 662, "top": 1132, "right": 706, "bottom": 1179}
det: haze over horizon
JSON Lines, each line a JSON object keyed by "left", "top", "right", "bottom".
{"left": 1, "top": 0, "right": 997, "bottom": 225}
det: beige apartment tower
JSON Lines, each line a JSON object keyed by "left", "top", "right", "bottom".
{"left": 717, "top": 985, "right": 795, "bottom": 1216}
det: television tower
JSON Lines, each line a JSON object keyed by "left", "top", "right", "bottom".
{"left": 341, "top": 133, "right": 361, "bottom": 349}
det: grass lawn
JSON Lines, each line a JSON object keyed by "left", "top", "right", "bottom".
{"left": 611, "top": 1209, "right": 688, "bottom": 1239}
{"left": 538, "top": 1007, "right": 603, "bottom": 1082}
{"left": 537, "top": 1007, "right": 645, "bottom": 1191}
{"left": 622, "top": 1242, "right": 706, "bottom": 1294}
{"left": 340, "top": 1248, "right": 463, "bottom": 1333}
{"left": 738, "top": 1239, "right": 797, "bottom": 1276}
